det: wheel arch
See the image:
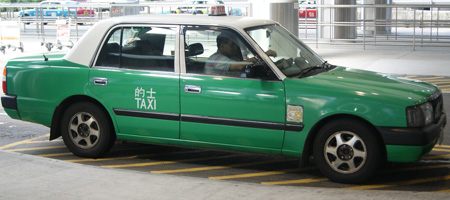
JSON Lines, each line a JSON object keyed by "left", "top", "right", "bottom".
{"left": 299, "top": 114, "right": 387, "bottom": 167}
{"left": 50, "top": 95, "right": 115, "bottom": 140}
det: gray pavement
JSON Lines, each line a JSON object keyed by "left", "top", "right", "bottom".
{"left": 1, "top": 38, "right": 450, "bottom": 199}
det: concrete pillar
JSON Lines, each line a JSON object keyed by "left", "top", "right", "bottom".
{"left": 334, "top": 0, "right": 357, "bottom": 39}
{"left": 249, "top": 0, "right": 299, "bottom": 37}
{"left": 321, "top": 0, "right": 357, "bottom": 40}
{"left": 363, "top": 0, "right": 391, "bottom": 34}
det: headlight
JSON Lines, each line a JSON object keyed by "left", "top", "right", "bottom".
{"left": 406, "top": 102, "right": 434, "bottom": 127}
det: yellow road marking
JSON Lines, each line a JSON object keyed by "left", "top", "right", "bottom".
{"left": 0, "top": 134, "right": 49, "bottom": 150}
{"left": 424, "top": 154, "right": 450, "bottom": 160}
{"left": 382, "top": 164, "right": 450, "bottom": 173}
{"left": 67, "top": 155, "right": 139, "bottom": 162}
{"left": 110, "top": 145, "right": 158, "bottom": 152}
{"left": 428, "top": 81, "right": 450, "bottom": 87}
{"left": 435, "top": 189, "right": 450, "bottom": 193}
{"left": 345, "top": 175, "right": 450, "bottom": 190}
{"left": 66, "top": 150, "right": 203, "bottom": 162}
{"left": 209, "top": 167, "right": 314, "bottom": 180}
{"left": 436, "top": 145, "right": 450, "bottom": 149}
{"left": 427, "top": 80, "right": 448, "bottom": 83}
{"left": 27, "top": 139, "right": 63, "bottom": 144}
{"left": 432, "top": 148, "right": 450, "bottom": 153}
{"left": 6, "top": 145, "right": 66, "bottom": 152}
{"left": 151, "top": 159, "right": 293, "bottom": 174}
{"left": 261, "top": 177, "right": 328, "bottom": 185}
{"left": 102, "top": 154, "right": 241, "bottom": 168}
{"left": 38, "top": 152, "right": 73, "bottom": 157}
{"left": 413, "top": 76, "right": 445, "bottom": 80}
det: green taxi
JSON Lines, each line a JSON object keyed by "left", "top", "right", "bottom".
{"left": 1, "top": 12, "right": 446, "bottom": 183}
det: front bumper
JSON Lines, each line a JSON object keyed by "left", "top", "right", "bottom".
{"left": 377, "top": 113, "right": 446, "bottom": 146}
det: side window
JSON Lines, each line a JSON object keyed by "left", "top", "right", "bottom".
{"left": 95, "top": 26, "right": 176, "bottom": 72}
{"left": 96, "top": 28, "right": 121, "bottom": 67}
{"left": 184, "top": 27, "right": 259, "bottom": 78}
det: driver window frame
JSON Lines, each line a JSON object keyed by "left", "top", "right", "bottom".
{"left": 182, "top": 25, "right": 278, "bottom": 80}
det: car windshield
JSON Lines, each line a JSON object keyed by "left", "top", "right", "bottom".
{"left": 245, "top": 24, "right": 327, "bottom": 78}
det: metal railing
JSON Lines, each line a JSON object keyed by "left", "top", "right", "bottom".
{"left": 2, "top": 2, "right": 450, "bottom": 51}
{"left": 298, "top": 4, "right": 450, "bottom": 50}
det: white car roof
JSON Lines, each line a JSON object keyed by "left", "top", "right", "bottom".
{"left": 65, "top": 14, "right": 277, "bottom": 66}
{"left": 101, "top": 14, "right": 274, "bottom": 30}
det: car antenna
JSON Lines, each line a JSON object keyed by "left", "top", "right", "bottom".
{"left": 43, "top": 54, "right": 48, "bottom": 61}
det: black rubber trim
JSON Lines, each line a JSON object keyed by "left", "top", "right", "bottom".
{"left": 113, "top": 109, "right": 304, "bottom": 132}
{"left": 181, "top": 114, "right": 290, "bottom": 131}
{"left": 113, "top": 109, "right": 179, "bottom": 121}
{"left": 377, "top": 113, "right": 446, "bottom": 146}
{"left": 1, "top": 95, "right": 17, "bottom": 110}
{"left": 285, "top": 124, "right": 305, "bottom": 132}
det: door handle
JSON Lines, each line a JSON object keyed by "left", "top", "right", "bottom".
{"left": 184, "top": 85, "right": 201, "bottom": 94}
{"left": 93, "top": 78, "right": 108, "bottom": 86}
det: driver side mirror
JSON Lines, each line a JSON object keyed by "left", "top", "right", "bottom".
{"left": 245, "top": 64, "right": 277, "bottom": 80}
{"left": 186, "top": 43, "right": 204, "bottom": 57}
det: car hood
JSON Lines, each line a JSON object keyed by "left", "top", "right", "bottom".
{"left": 296, "top": 66, "right": 438, "bottom": 105}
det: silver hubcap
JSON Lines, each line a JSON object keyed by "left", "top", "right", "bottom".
{"left": 324, "top": 131, "right": 367, "bottom": 174}
{"left": 68, "top": 112, "right": 100, "bottom": 149}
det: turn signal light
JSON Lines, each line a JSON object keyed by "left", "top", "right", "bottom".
{"left": 2, "top": 67, "right": 6, "bottom": 94}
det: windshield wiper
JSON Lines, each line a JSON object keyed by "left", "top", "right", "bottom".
{"left": 294, "top": 61, "right": 329, "bottom": 78}
{"left": 296, "top": 66, "right": 322, "bottom": 77}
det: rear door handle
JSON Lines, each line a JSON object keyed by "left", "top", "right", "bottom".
{"left": 184, "top": 85, "right": 201, "bottom": 94}
{"left": 93, "top": 78, "right": 108, "bottom": 85}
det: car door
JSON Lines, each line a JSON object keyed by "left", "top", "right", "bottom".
{"left": 88, "top": 25, "right": 180, "bottom": 139}
{"left": 180, "top": 26, "right": 285, "bottom": 151}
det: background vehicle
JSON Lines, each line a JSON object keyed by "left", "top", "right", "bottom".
{"left": 76, "top": 7, "right": 95, "bottom": 18}
{"left": 298, "top": 0, "right": 317, "bottom": 18}
{"left": 176, "top": 0, "right": 228, "bottom": 14}
{"left": 19, "top": 1, "right": 95, "bottom": 19}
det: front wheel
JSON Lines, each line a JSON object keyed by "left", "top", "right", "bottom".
{"left": 313, "top": 119, "right": 382, "bottom": 183}
{"left": 61, "top": 102, "right": 116, "bottom": 158}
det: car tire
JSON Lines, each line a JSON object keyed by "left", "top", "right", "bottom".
{"left": 61, "top": 102, "right": 116, "bottom": 158}
{"left": 313, "top": 118, "right": 382, "bottom": 183}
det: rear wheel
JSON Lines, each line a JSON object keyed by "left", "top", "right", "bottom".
{"left": 313, "top": 119, "right": 382, "bottom": 183}
{"left": 61, "top": 102, "right": 115, "bottom": 158}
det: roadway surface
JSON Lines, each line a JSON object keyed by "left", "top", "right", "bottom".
{"left": 1, "top": 24, "right": 450, "bottom": 199}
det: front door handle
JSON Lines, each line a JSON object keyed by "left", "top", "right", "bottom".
{"left": 184, "top": 85, "right": 201, "bottom": 94}
{"left": 93, "top": 78, "right": 108, "bottom": 86}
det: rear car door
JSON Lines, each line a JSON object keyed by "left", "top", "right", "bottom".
{"left": 88, "top": 25, "right": 180, "bottom": 139}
